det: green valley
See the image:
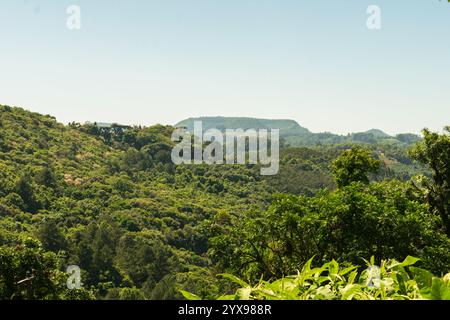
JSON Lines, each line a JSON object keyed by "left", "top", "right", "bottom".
{"left": 0, "top": 105, "right": 448, "bottom": 300}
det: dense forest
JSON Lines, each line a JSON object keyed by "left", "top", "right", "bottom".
{"left": 0, "top": 105, "right": 448, "bottom": 300}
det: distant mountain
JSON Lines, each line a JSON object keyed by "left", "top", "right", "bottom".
{"left": 363, "top": 129, "right": 391, "bottom": 138}
{"left": 175, "top": 117, "right": 311, "bottom": 137}
{"left": 175, "top": 116, "right": 421, "bottom": 146}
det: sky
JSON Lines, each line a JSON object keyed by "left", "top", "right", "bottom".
{"left": 0, "top": 0, "right": 449, "bottom": 135}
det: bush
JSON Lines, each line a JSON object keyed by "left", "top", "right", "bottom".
{"left": 183, "top": 256, "right": 450, "bottom": 300}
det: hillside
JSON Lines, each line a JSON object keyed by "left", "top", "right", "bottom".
{"left": 175, "top": 117, "right": 311, "bottom": 137}
{"left": 0, "top": 105, "right": 274, "bottom": 299}
{"left": 175, "top": 116, "right": 421, "bottom": 147}
{"left": 0, "top": 105, "right": 447, "bottom": 301}
{"left": 364, "top": 129, "right": 391, "bottom": 138}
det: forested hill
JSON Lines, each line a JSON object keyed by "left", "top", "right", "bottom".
{"left": 0, "top": 105, "right": 448, "bottom": 300}
{"left": 176, "top": 116, "right": 421, "bottom": 146}
{"left": 0, "top": 105, "right": 273, "bottom": 299}
{"left": 175, "top": 116, "right": 311, "bottom": 137}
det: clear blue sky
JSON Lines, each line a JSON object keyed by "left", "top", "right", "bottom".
{"left": 1, "top": 0, "right": 449, "bottom": 134}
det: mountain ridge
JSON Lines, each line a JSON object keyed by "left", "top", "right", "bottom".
{"left": 175, "top": 116, "right": 420, "bottom": 146}
{"left": 176, "top": 116, "right": 311, "bottom": 137}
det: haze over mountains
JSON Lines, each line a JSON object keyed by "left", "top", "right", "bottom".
{"left": 175, "top": 117, "right": 422, "bottom": 146}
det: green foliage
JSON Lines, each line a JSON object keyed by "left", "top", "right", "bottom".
{"left": 264, "top": 147, "right": 336, "bottom": 195}
{"left": 410, "top": 127, "right": 450, "bottom": 236}
{"left": 0, "top": 238, "right": 94, "bottom": 300}
{"left": 0, "top": 106, "right": 448, "bottom": 300}
{"left": 184, "top": 257, "right": 450, "bottom": 300}
{"left": 35, "top": 219, "right": 68, "bottom": 252}
{"left": 210, "top": 180, "right": 449, "bottom": 279}
{"left": 332, "top": 147, "right": 381, "bottom": 187}
{"left": 0, "top": 106, "right": 271, "bottom": 300}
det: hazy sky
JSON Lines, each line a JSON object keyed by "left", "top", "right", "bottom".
{"left": 1, "top": 0, "right": 449, "bottom": 135}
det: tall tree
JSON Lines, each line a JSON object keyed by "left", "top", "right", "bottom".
{"left": 332, "top": 147, "right": 380, "bottom": 188}
{"left": 410, "top": 127, "right": 450, "bottom": 236}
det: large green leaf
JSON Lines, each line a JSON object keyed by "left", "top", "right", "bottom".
{"left": 219, "top": 273, "right": 250, "bottom": 287}
{"left": 388, "top": 256, "right": 420, "bottom": 269}
{"left": 410, "top": 267, "right": 433, "bottom": 291}
{"left": 421, "top": 278, "right": 450, "bottom": 300}
{"left": 179, "top": 290, "right": 202, "bottom": 300}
